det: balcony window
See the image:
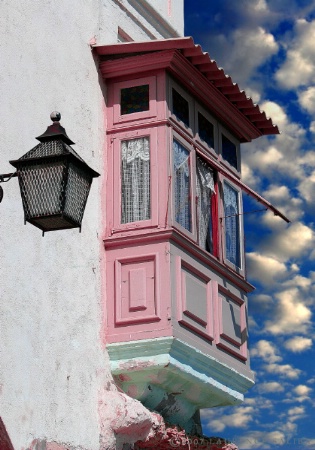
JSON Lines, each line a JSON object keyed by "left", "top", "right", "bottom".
{"left": 173, "top": 139, "right": 191, "bottom": 232}
{"left": 222, "top": 133, "right": 238, "bottom": 170}
{"left": 223, "top": 182, "right": 241, "bottom": 268}
{"left": 197, "top": 112, "right": 215, "bottom": 149}
{"left": 196, "top": 156, "right": 215, "bottom": 253}
{"left": 121, "top": 136, "right": 150, "bottom": 224}
{"left": 172, "top": 88, "right": 190, "bottom": 128}
{"left": 121, "top": 84, "right": 149, "bottom": 115}
{"left": 112, "top": 76, "right": 157, "bottom": 125}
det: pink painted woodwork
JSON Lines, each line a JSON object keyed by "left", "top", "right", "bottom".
{"left": 102, "top": 41, "right": 253, "bottom": 372}
{"left": 214, "top": 282, "right": 248, "bottom": 361}
{"left": 176, "top": 255, "right": 214, "bottom": 342}
{"left": 95, "top": 37, "right": 288, "bottom": 429}
{"left": 106, "top": 241, "right": 172, "bottom": 343}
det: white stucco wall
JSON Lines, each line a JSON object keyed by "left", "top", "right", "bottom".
{"left": 0, "top": 1, "right": 184, "bottom": 449}
{"left": 98, "top": 0, "right": 184, "bottom": 43}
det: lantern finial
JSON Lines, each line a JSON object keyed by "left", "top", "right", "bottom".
{"left": 35, "top": 112, "right": 75, "bottom": 145}
{"left": 50, "top": 111, "right": 61, "bottom": 122}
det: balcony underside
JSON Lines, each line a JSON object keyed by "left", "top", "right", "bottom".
{"left": 107, "top": 336, "right": 255, "bottom": 432}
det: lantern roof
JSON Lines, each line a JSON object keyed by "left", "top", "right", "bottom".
{"left": 94, "top": 37, "right": 279, "bottom": 141}
{"left": 10, "top": 113, "right": 100, "bottom": 179}
{"left": 36, "top": 119, "right": 75, "bottom": 145}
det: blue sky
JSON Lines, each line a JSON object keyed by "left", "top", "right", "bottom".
{"left": 184, "top": 1, "right": 315, "bottom": 448}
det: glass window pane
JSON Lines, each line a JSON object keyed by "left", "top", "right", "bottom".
{"left": 196, "top": 156, "right": 215, "bottom": 253}
{"left": 121, "top": 137, "right": 150, "bottom": 223}
{"left": 222, "top": 134, "right": 238, "bottom": 169}
{"left": 121, "top": 85, "right": 149, "bottom": 115}
{"left": 172, "top": 89, "right": 190, "bottom": 127}
{"left": 198, "top": 112, "right": 214, "bottom": 149}
{"left": 173, "top": 140, "right": 191, "bottom": 231}
{"left": 223, "top": 183, "right": 241, "bottom": 268}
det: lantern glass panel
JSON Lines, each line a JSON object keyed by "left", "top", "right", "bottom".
{"left": 64, "top": 162, "right": 93, "bottom": 225}
{"left": 18, "top": 160, "right": 66, "bottom": 219}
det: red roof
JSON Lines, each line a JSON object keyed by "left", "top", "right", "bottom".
{"left": 94, "top": 37, "right": 279, "bottom": 138}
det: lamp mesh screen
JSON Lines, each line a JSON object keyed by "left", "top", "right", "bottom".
{"left": 64, "top": 163, "right": 92, "bottom": 224}
{"left": 18, "top": 161, "right": 66, "bottom": 219}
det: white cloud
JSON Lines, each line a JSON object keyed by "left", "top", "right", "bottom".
{"left": 262, "top": 185, "right": 304, "bottom": 222}
{"left": 250, "top": 293, "right": 274, "bottom": 315}
{"left": 258, "top": 382, "right": 284, "bottom": 393}
{"left": 264, "top": 362, "right": 301, "bottom": 379}
{"left": 214, "top": 27, "right": 278, "bottom": 86}
{"left": 276, "top": 19, "right": 315, "bottom": 89}
{"left": 292, "top": 385, "right": 312, "bottom": 403}
{"left": 243, "top": 86, "right": 261, "bottom": 104}
{"left": 294, "top": 384, "right": 312, "bottom": 396}
{"left": 253, "top": 0, "right": 268, "bottom": 12}
{"left": 242, "top": 102, "right": 312, "bottom": 207}
{"left": 282, "top": 275, "right": 312, "bottom": 289}
{"left": 260, "top": 101, "right": 287, "bottom": 130}
{"left": 251, "top": 340, "right": 282, "bottom": 363}
{"left": 284, "top": 336, "right": 312, "bottom": 352}
{"left": 241, "top": 162, "right": 259, "bottom": 188}
{"left": 310, "top": 121, "right": 315, "bottom": 133}
{"left": 243, "top": 111, "right": 306, "bottom": 190}
{"left": 298, "top": 170, "right": 315, "bottom": 204}
{"left": 262, "top": 222, "right": 314, "bottom": 262}
{"left": 287, "top": 406, "right": 304, "bottom": 417}
{"left": 260, "top": 101, "right": 305, "bottom": 138}
{"left": 264, "top": 288, "right": 312, "bottom": 335}
{"left": 236, "top": 430, "right": 286, "bottom": 449}
{"left": 201, "top": 406, "right": 254, "bottom": 432}
{"left": 299, "top": 86, "right": 315, "bottom": 114}
{"left": 246, "top": 252, "right": 287, "bottom": 285}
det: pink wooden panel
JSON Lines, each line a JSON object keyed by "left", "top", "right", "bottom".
{"left": 176, "top": 256, "right": 214, "bottom": 341}
{"left": 213, "top": 281, "right": 248, "bottom": 361}
{"left": 115, "top": 254, "right": 161, "bottom": 325}
{"left": 129, "top": 268, "right": 146, "bottom": 311}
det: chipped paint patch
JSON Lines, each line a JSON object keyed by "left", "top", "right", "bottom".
{"left": 27, "top": 440, "right": 77, "bottom": 450}
{"left": 98, "top": 389, "right": 154, "bottom": 449}
{"left": 135, "top": 421, "right": 239, "bottom": 450}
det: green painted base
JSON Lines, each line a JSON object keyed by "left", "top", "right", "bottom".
{"left": 107, "top": 337, "right": 255, "bottom": 431}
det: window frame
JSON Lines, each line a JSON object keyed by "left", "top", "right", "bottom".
{"left": 171, "top": 131, "right": 196, "bottom": 240}
{"left": 113, "top": 76, "right": 157, "bottom": 125}
{"left": 218, "top": 125, "right": 241, "bottom": 175}
{"left": 112, "top": 127, "right": 158, "bottom": 232}
{"left": 195, "top": 104, "right": 218, "bottom": 159}
{"left": 168, "top": 79, "right": 245, "bottom": 275}
{"left": 195, "top": 151, "right": 219, "bottom": 258}
{"left": 169, "top": 78, "right": 194, "bottom": 137}
{"left": 221, "top": 178, "right": 245, "bottom": 275}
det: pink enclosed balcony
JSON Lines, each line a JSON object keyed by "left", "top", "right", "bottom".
{"left": 94, "top": 38, "right": 285, "bottom": 431}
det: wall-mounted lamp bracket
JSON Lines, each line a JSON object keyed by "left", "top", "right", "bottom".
{"left": 0, "top": 172, "right": 18, "bottom": 203}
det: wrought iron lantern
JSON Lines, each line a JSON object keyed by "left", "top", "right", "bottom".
{"left": 5, "top": 112, "right": 100, "bottom": 233}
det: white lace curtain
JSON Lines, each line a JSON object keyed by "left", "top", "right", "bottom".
{"left": 173, "top": 140, "right": 191, "bottom": 231}
{"left": 223, "top": 182, "right": 240, "bottom": 267}
{"left": 196, "top": 156, "right": 215, "bottom": 252}
{"left": 121, "top": 137, "right": 150, "bottom": 224}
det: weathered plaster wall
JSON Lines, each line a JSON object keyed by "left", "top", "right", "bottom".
{"left": 0, "top": 1, "right": 107, "bottom": 447}
{"left": 98, "top": 0, "right": 183, "bottom": 44}
{"left": 0, "top": 1, "right": 184, "bottom": 449}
